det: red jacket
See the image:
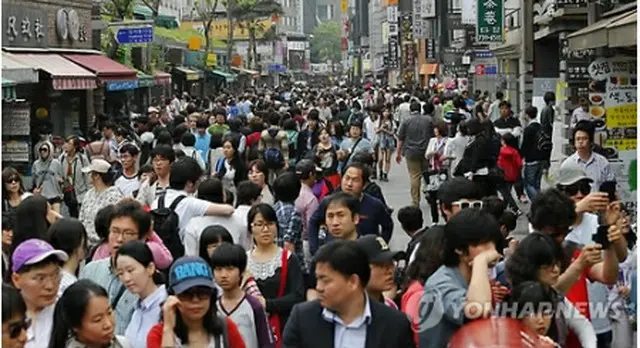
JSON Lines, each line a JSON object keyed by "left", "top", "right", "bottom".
{"left": 146, "top": 319, "right": 246, "bottom": 348}
{"left": 497, "top": 145, "right": 523, "bottom": 182}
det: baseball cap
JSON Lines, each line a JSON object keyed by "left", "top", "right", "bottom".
{"left": 295, "top": 159, "right": 322, "bottom": 177}
{"left": 554, "top": 165, "right": 593, "bottom": 186}
{"left": 12, "top": 239, "right": 68, "bottom": 273}
{"left": 148, "top": 106, "right": 159, "bottom": 114}
{"left": 81, "top": 159, "right": 111, "bottom": 174}
{"left": 356, "top": 235, "right": 401, "bottom": 264}
{"left": 168, "top": 256, "right": 215, "bottom": 294}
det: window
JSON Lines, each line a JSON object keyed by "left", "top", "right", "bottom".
{"left": 450, "top": 0, "right": 461, "bottom": 12}
{"left": 327, "top": 4, "right": 334, "bottom": 19}
{"left": 317, "top": 5, "right": 329, "bottom": 21}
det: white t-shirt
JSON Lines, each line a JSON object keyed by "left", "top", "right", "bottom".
{"left": 183, "top": 214, "right": 248, "bottom": 256}
{"left": 115, "top": 173, "right": 140, "bottom": 197}
{"left": 26, "top": 303, "right": 55, "bottom": 348}
{"left": 151, "top": 189, "right": 210, "bottom": 239}
{"left": 363, "top": 117, "right": 377, "bottom": 142}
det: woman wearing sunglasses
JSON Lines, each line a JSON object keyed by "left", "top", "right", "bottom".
{"left": 2, "top": 284, "right": 28, "bottom": 348}
{"left": 146, "top": 256, "right": 246, "bottom": 348}
{"left": 2, "top": 167, "right": 32, "bottom": 215}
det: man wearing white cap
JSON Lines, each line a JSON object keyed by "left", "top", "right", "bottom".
{"left": 11, "top": 239, "right": 68, "bottom": 348}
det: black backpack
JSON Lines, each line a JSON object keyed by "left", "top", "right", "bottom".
{"left": 536, "top": 126, "right": 553, "bottom": 153}
{"left": 150, "top": 194, "right": 187, "bottom": 259}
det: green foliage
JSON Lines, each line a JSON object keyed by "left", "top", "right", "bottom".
{"left": 101, "top": 0, "right": 134, "bottom": 19}
{"left": 311, "top": 22, "right": 342, "bottom": 64}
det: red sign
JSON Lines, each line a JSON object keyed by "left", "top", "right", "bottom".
{"left": 475, "top": 64, "right": 485, "bottom": 75}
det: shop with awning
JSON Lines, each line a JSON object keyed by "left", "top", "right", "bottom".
{"left": 419, "top": 63, "right": 439, "bottom": 76}
{"left": 2, "top": 53, "right": 39, "bottom": 87}
{"left": 172, "top": 67, "right": 203, "bottom": 97}
{"left": 209, "top": 69, "right": 237, "bottom": 92}
{"left": 567, "top": 8, "right": 637, "bottom": 50}
{"left": 64, "top": 54, "right": 139, "bottom": 116}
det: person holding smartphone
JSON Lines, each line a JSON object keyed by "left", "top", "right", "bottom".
{"left": 146, "top": 256, "right": 246, "bottom": 348}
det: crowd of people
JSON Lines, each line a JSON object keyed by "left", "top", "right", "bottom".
{"left": 0, "top": 85, "right": 636, "bottom": 348}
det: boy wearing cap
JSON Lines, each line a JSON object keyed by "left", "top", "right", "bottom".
{"left": 11, "top": 239, "right": 68, "bottom": 348}
{"left": 356, "top": 235, "right": 401, "bottom": 309}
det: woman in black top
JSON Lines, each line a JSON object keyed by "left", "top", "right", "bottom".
{"left": 455, "top": 118, "right": 497, "bottom": 197}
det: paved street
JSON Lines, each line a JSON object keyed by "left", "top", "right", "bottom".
{"left": 381, "top": 121, "right": 567, "bottom": 252}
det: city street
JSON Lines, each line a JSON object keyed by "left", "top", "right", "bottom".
{"left": 382, "top": 121, "right": 567, "bottom": 252}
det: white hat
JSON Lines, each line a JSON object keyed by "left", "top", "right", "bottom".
{"left": 148, "top": 107, "right": 159, "bottom": 114}
{"left": 81, "top": 159, "right": 111, "bottom": 174}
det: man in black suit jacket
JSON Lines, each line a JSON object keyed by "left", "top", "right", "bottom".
{"left": 282, "top": 240, "right": 415, "bottom": 348}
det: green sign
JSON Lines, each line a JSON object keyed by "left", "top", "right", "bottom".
{"left": 476, "top": 0, "right": 504, "bottom": 43}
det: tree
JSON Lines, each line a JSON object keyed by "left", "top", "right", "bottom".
{"left": 231, "top": 0, "right": 283, "bottom": 70}
{"left": 194, "top": 0, "right": 222, "bottom": 58}
{"left": 99, "top": 0, "right": 135, "bottom": 60}
{"left": 138, "top": 0, "right": 161, "bottom": 20}
{"left": 101, "top": 0, "right": 134, "bottom": 19}
{"left": 310, "top": 22, "right": 342, "bottom": 66}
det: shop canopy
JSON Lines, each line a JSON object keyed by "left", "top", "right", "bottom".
{"left": 153, "top": 71, "right": 172, "bottom": 86}
{"left": 231, "top": 67, "right": 260, "bottom": 76}
{"left": 137, "top": 71, "right": 155, "bottom": 88}
{"left": 2, "top": 53, "right": 38, "bottom": 85}
{"left": 420, "top": 64, "right": 439, "bottom": 75}
{"left": 211, "top": 69, "right": 236, "bottom": 82}
{"left": 8, "top": 54, "right": 97, "bottom": 90}
{"left": 567, "top": 9, "right": 637, "bottom": 50}
{"left": 2, "top": 79, "right": 17, "bottom": 100}
{"left": 64, "top": 54, "right": 138, "bottom": 91}
{"left": 173, "top": 67, "right": 202, "bottom": 81}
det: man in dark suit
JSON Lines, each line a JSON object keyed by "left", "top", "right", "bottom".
{"left": 283, "top": 240, "right": 415, "bottom": 348}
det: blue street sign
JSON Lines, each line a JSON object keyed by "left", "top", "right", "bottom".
{"left": 115, "top": 26, "right": 154, "bottom": 44}
{"left": 485, "top": 65, "right": 498, "bottom": 75}
{"left": 106, "top": 80, "right": 139, "bottom": 91}
{"left": 267, "top": 64, "right": 286, "bottom": 73}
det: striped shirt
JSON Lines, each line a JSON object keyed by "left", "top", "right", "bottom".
{"left": 274, "top": 201, "right": 305, "bottom": 272}
{"left": 562, "top": 151, "right": 614, "bottom": 190}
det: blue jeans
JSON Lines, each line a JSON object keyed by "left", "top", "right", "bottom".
{"left": 523, "top": 162, "right": 543, "bottom": 201}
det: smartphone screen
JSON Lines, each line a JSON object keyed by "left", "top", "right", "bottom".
{"left": 592, "top": 225, "right": 610, "bottom": 249}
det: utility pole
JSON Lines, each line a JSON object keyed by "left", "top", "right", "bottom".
{"left": 226, "top": 0, "right": 234, "bottom": 71}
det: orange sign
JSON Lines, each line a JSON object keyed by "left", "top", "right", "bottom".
{"left": 188, "top": 36, "right": 201, "bottom": 50}
{"left": 388, "top": 0, "right": 398, "bottom": 4}
{"left": 231, "top": 55, "right": 242, "bottom": 67}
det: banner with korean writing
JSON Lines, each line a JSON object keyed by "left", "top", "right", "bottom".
{"left": 603, "top": 57, "right": 637, "bottom": 152}
{"left": 476, "top": 0, "right": 504, "bottom": 43}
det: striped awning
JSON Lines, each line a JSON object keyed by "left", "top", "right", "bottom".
{"left": 2, "top": 53, "right": 38, "bottom": 84}
{"left": 8, "top": 53, "right": 97, "bottom": 90}
{"left": 153, "top": 71, "right": 171, "bottom": 86}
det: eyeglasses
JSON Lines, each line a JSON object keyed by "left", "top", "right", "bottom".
{"left": 29, "top": 270, "right": 61, "bottom": 285}
{"left": 109, "top": 229, "right": 139, "bottom": 239}
{"left": 451, "top": 200, "right": 484, "bottom": 210}
{"left": 251, "top": 221, "right": 276, "bottom": 230}
{"left": 7, "top": 318, "right": 30, "bottom": 339}
{"left": 559, "top": 181, "right": 591, "bottom": 196}
{"left": 177, "top": 287, "right": 213, "bottom": 302}
{"left": 39, "top": 148, "right": 48, "bottom": 153}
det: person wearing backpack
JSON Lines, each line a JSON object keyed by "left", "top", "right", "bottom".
{"left": 258, "top": 113, "right": 289, "bottom": 183}
{"left": 179, "top": 132, "right": 206, "bottom": 171}
{"left": 520, "top": 106, "right": 551, "bottom": 201}
{"left": 150, "top": 157, "right": 234, "bottom": 259}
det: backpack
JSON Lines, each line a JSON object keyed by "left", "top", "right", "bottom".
{"left": 263, "top": 128, "right": 285, "bottom": 169}
{"left": 536, "top": 126, "right": 552, "bottom": 153}
{"left": 150, "top": 194, "right": 187, "bottom": 259}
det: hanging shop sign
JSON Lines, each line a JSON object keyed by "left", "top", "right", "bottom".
{"left": 423, "top": 0, "right": 436, "bottom": 19}
{"left": 400, "top": 13, "right": 413, "bottom": 43}
{"left": 55, "top": 9, "right": 88, "bottom": 43}
{"left": 106, "top": 80, "right": 139, "bottom": 92}
{"left": 588, "top": 57, "right": 637, "bottom": 81}
{"left": 476, "top": 0, "right": 505, "bottom": 43}
{"left": 412, "top": 0, "right": 425, "bottom": 38}
{"left": 388, "top": 36, "right": 399, "bottom": 69}
{"left": 2, "top": 103, "right": 30, "bottom": 136}
{"left": 2, "top": 6, "right": 48, "bottom": 48}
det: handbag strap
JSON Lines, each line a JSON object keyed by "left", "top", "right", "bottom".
{"left": 276, "top": 249, "right": 289, "bottom": 297}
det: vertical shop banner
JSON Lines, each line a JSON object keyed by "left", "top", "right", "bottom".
{"left": 388, "top": 36, "right": 399, "bottom": 68}
{"left": 461, "top": 0, "right": 476, "bottom": 24}
{"left": 387, "top": 5, "right": 399, "bottom": 69}
{"left": 413, "top": 0, "right": 424, "bottom": 38}
{"left": 476, "top": 0, "right": 504, "bottom": 43}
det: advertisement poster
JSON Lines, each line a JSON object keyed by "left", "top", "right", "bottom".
{"left": 587, "top": 56, "right": 637, "bottom": 222}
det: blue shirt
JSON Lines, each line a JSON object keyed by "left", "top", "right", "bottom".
{"left": 195, "top": 132, "right": 211, "bottom": 164}
{"left": 322, "top": 294, "right": 372, "bottom": 348}
{"left": 125, "top": 285, "right": 168, "bottom": 348}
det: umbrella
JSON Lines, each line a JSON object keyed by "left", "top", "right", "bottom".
{"left": 449, "top": 318, "right": 558, "bottom": 348}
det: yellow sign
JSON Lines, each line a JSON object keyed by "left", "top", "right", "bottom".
{"left": 188, "top": 36, "right": 201, "bottom": 50}
{"left": 555, "top": 81, "right": 568, "bottom": 101}
{"left": 182, "top": 20, "right": 274, "bottom": 41}
{"left": 341, "top": 0, "right": 348, "bottom": 13}
{"left": 606, "top": 103, "right": 637, "bottom": 128}
{"left": 206, "top": 53, "right": 217, "bottom": 67}
{"left": 605, "top": 138, "right": 637, "bottom": 151}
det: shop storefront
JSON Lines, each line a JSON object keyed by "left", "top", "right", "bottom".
{"left": 152, "top": 71, "right": 172, "bottom": 102}
{"left": 566, "top": 4, "right": 637, "bottom": 222}
{"left": 172, "top": 66, "right": 203, "bottom": 98}
{"left": 64, "top": 54, "right": 138, "bottom": 118}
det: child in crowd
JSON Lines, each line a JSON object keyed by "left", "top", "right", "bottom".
{"left": 497, "top": 133, "right": 523, "bottom": 216}
{"left": 210, "top": 243, "right": 274, "bottom": 348}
